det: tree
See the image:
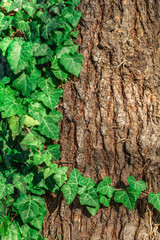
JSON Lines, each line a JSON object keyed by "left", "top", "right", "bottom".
{"left": 43, "top": 0, "right": 160, "bottom": 239}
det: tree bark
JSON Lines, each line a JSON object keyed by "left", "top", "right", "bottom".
{"left": 43, "top": 0, "right": 160, "bottom": 239}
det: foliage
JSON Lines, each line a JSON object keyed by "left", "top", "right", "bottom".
{"left": 0, "top": 0, "right": 159, "bottom": 239}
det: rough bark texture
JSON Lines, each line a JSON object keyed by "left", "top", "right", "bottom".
{"left": 43, "top": 0, "right": 160, "bottom": 239}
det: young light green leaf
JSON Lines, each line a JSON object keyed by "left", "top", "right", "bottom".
{"left": 38, "top": 116, "right": 59, "bottom": 140}
{"left": 127, "top": 176, "right": 146, "bottom": 194}
{"left": 14, "top": 0, "right": 26, "bottom": 10}
{"left": 7, "top": 38, "right": 32, "bottom": 74}
{"left": 21, "top": 133, "right": 42, "bottom": 148}
{"left": 13, "top": 195, "right": 47, "bottom": 224}
{"left": 8, "top": 116, "right": 23, "bottom": 139}
{"left": 54, "top": 173, "right": 67, "bottom": 187}
{"left": 60, "top": 52, "right": 83, "bottom": 77}
{"left": 33, "top": 153, "right": 52, "bottom": 166}
{"left": 20, "top": 115, "right": 40, "bottom": 127}
{"left": 97, "top": 176, "right": 115, "bottom": 198}
{"left": 148, "top": 192, "right": 160, "bottom": 211}
{"left": 61, "top": 184, "right": 77, "bottom": 205}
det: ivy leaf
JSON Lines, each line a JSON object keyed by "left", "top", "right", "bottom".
{"left": 60, "top": 53, "right": 83, "bottom": 77}
{"left": 12, "top": 72, "right": 37, "bottom": 97}
{"left": 114, "top": 187, "right": 137, "bottom": 211}
{"left": 37, "top": 89, "right": 63, "bottom": 109}
{"left": 33, "top": 153, "right": 52, "bottom": 166}
{"left": 21, "top": 224, "right": 44, "bottom": 239}
{"left": 14, "top": 0, "right": 26, "bottom": 10}
{"left": 99, "top": 195, "right": 111, "bottom": 207}
{"left": 97, "top": 176, "right": 115, "bottom": 198}
{"left": 8, "top": 116, "right": 23, "bottom": 139}
{"left": 13, "top": 195, "right": 47, "bottom": 224}
{"left": 28, "top": 102, "right": 47, "bottom": 123}
{"left": 0, "top": 37, "right": 11, "bottom": 56}
{"left": 21, "top": 133, "right": 42, "bottom": 148}
{"left": 38, "top": 77, "right": 56, "bottom": 95}
{"left": 61, "top": 184, "right": 77, "bottom": 205}
{"left": 14, "top": 11, "right": 29, "bottom": 32}
{"left": 38, "top": 116, "right": 59, "bottom": 140}
{"left": 29, "top": 215, "right": 45, "bottom": 231}
{"left": 44, "top": 144, "right": 61, "bottom": 161}
{"left": 71, "top": 0, "right": 81, "bottom": 6}
{"left": 32, "top": 43, "right": 51, "bottom": 57}
{"left": 1, "top": 0, "right": 16, "bottom": 12}
{"left": 79, "top": 188, "right": 100, "bottom": 208}
{"left": 7, "top": 38, "right": 32, "bottom": 74}
{"left": 148, "top": 192, "right": 160, "bottom": 211}
{"left": 67, "top": 168, "right": 85, "bottom": 187}
{"left": 23, "top": 0, "right": 39, "bottom": 17}
{"left": 2, "top": 221, "right": 21, "bottom": 240}
{"left": 0, "top": 182, "right": 14, "bottom": 200}
{"left": 86, "top": 205, "right": 99, "bottom": 216}
{"left": 127, "top": 176, "right": 146, "bottom": 194}
{"left": 64, "top": 10, "right": 82, "bottom": 28}
{"left": 1, "top": 96, "right": 24, "bottom": 118}
{"left": 20, "top": 115, "right": 40, "bottom": 127}
{"left": 79, "top": 177, "right": 96, "bottom": 190}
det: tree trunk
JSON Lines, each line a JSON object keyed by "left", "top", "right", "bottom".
{"left": 43, "top": 0, "right": 160, "bottom": 239}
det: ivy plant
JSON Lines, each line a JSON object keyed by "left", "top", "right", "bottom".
{"left": 0, "top": 0, "right": 159, "bottom": 239}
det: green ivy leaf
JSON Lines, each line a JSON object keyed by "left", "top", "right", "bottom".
{"left": 13, "top": 194, "right": 47, "bottom": 224}
{"left": 99, "top": 195, "right": 111, "bottom": 207}
{"left": 23, "top": 0, "right": 39, "bottom": 17}
{"left": 148, "top": 192, "right": 160, "bottom": 211}
{"left": 0, "top": 181, "right": 14, "bottom": 200}
{"left": 38, "top": 77, "right": 56, "bottom": 95}
{"left": 28, "top": 102, "right": 47, "bottom": 123}
{"left": 14, "top": 11, "right": 29, "bottom": 32}
{"left": 32, "top": 43, "right": 51, "bottom": 57}
{"left": 37, "top": 89, "right": 63, "bottom": 109}
{"left": 127, "top": 176, "right": 146, "bottom": 194}
{"left": 7, "top": 38, "right": 32, "bottom": 74}
{"left": 61, "top": 183, "right": 77, "bottom": 205}
{"left": 0, "top": 37, "right": 11, "bottom": 56}
{"left": 38, "top": 116, "right": 60, "bottom": 140}
{"left": 2, "top": 221, "right": 21, "bottom": 240}
{"left": 97, "top": 176, "right": 115, "bottom": 198}
{"left": 1, "top": 0, "right": 16, "bottom": 12}
{"left": 114, "top": 187, "right": 138, "bottom": 211}
{"left": 67, "top": 168, "right": 85, "bottom": 187}
{"left": 29, "top": 215, "right": 45, "bottom": 231}
{"left": 79, "top": 188, "right": 100, "bottom": 208}
{"left": 1, "top": 96, "right": 24, "bottom": 118}
{"left": 60, "top": 52, "right": 83, "bottom": 77}
{"left": 86, "top": 205, "right": 99, "bottom": 216}
{"left": 21, "top": 133, "right": 42, "bottom": 148}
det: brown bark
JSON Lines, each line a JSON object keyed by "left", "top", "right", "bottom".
{"left": 43, "top": 0, "right": 160, "bottom": 239}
